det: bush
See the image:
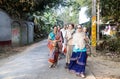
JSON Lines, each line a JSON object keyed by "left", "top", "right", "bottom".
{"left": 97, "top": 37, "right": 120, "bottom": 55}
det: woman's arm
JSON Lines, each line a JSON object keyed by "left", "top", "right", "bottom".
{"left": 84, "top": 34, "right": 89, "bottom": 42}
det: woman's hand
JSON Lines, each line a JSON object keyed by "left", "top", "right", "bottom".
{"left": 53, "top": 40, "right": 57, "bottom": 43}
{"left": 84, "top": 37, "right": 89, "bottom": 43}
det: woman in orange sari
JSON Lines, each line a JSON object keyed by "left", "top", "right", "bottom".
{"left": 47, "top": 25, "right": 62, "bottom": 68}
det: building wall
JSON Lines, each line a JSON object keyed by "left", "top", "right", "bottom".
{"left": 21, "top": 22, "right": 28, "bottom": 45}
{"left": 27, "top": 22, "right": 34, "bottom": 43}
{"left": 0, "top": 10, "right": 12, "bottom": 46}
{"left": 11, "top": 21, "right": 21, "bottom": 46}
{"left": 0, "top": 9, "right": 34, "bottom": 46}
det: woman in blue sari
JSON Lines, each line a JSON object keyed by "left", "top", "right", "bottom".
{"left": 68, "top": 25, "right": 88, "bottom": 78}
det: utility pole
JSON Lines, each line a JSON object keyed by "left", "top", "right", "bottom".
{"left": 91, "top": 0, "right": 96, "bottom": 54}
{"left": 97, "top": 0, "right": 100, "bottom": 41}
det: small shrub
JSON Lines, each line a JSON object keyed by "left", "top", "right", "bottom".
{"left": 97, "top": 37, "right": 120, "bottom": 55}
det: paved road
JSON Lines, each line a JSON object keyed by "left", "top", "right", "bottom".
{"left": 0, "top": 40, "right": 96, "bottom": 79}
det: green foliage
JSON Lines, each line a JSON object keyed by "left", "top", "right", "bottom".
{"left": 57, "top": 5, "right": 80, "bottom": 24}
{"left": 0, "top": 0, "right": 64, "bottom": 19}
{"left": 100, "top": 0, "right": 120, "bottom": 22}
{"left": 33, "top": 9, "right": 63, "bottom": 40}
{"left": 58, "top": 9, "right": 79, "bottom": 24}
{"left": 102, "top": 35, "right": 111, "bottom": 40}
{"left": 97, "top": 37, "right": 120, "bottom": 54}
{"left": 74, "top": 0, "right": 92, "bottom": 18}
{"left": 0, "top": 0, "right": 93, "bottom": 40}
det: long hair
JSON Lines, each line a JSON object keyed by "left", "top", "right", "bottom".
{"left": 71, "top": 23, "right": 74, "bottom": 28}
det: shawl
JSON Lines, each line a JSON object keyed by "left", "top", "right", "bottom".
{"left": 72, "top": 31, "right": 86, "bottom": 50}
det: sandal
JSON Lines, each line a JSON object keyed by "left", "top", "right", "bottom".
{"left": 49, "top": 64, "right": 53, "bottom": 68}
{"left": 80, "top": 74, "right": 85, "bottom": 78}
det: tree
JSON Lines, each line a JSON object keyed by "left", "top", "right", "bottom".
{"left": 55, "top": 0, "right": 83, "bottom": 24}
{"left": 57, "top": 7, "right": 79, "bottom": 24}
{"left": 100, "top": 0, "right": 120, "bottom": 23}
{"left": 75, "top": 0, "right": 92, "bottom": 18}
{"left": 0, "top": 0, "right": 64, "bottom": 19}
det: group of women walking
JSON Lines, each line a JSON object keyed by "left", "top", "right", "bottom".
{"left": 47, "top": 23, "right": 90, "bottom": 78}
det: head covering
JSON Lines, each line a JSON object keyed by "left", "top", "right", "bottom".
{"left": 83, "top": 27, "right": 87, "bottom": 29}
{"left": 77, "top": 24, "right": 82, "bottom": 28}
{"left": 73, "top": 29, "right": 86, "bottom": 49}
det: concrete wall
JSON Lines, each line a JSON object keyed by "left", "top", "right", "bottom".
{"left": 11, "top": 21, "right": 34, "bottom": 46}
{"left": 21, "top": 22, "right": 28, "bottom": 45}
{"left": 0, "top": 9, "right": 34, "bottom": 46}
{"left": 0, "top": 10, "right": 12, "bottom": 46}
{"left": 27, "top": 22, "right": 34, "bottom": 43}
{"left": 11, "top": 21, "right": 21, "bottom": 46}
{"left": 0, "top": 10, "right": 11, "bottom": 41}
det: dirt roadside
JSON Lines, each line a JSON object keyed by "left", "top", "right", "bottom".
{"left": 0, "top": 46, "right": 28, "bottom": 59}
{"left": 88, "top": 56, "right": 120, "bottom": 79}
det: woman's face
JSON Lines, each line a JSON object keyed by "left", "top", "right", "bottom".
{"left": 64, "top": 25, "right": 67, "bottom": 29}
{"left": 57, "top": 26, "right": 61, "bottom": 31}
{"left": 83, "top": 28, "right": 87, "bottom": 32}
{"left": 68, "top": 24, "right": 73, "bottom": 30}
{"left": 53, "top": 26, "right": 58, "bottom": 33}
{"left": 77, "top": 26, "right": 83, "bottom": 32}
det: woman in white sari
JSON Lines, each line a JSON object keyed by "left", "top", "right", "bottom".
{"left": 68, "top": 25, "right": 88, "bottom": 78}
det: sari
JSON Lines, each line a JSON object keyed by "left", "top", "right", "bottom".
{"left": 47, "top": 31, "right": 62, "bottom": 66}
{"left": 68, "top": 32, "right": 87, "bottom": 76}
